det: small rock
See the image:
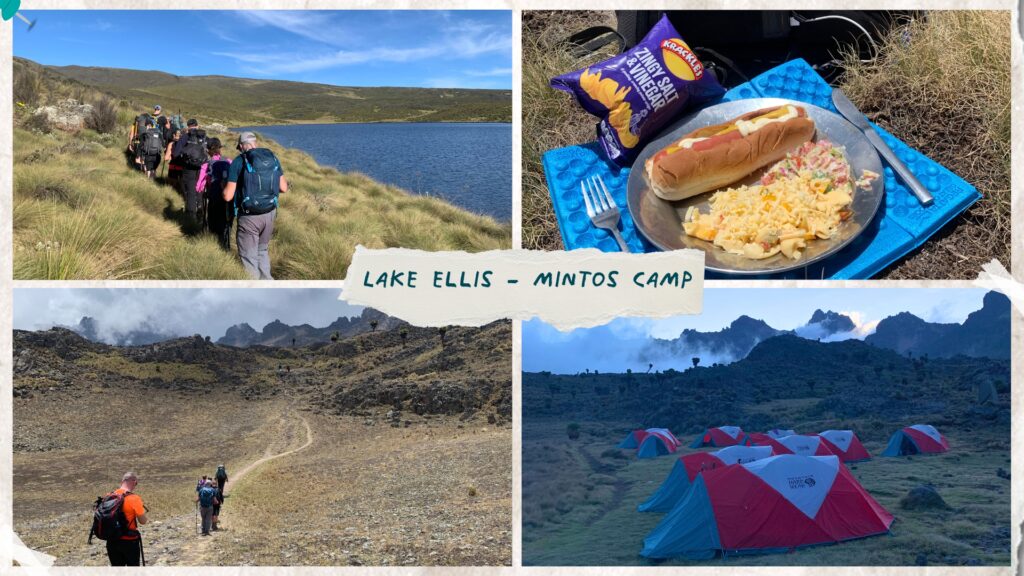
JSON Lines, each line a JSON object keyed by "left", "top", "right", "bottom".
{"left": 900, "top": 484, "right": 950, "bottom": 511}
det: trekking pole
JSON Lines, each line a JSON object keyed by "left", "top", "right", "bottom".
{"left": 195, "top": 500, "right": 199, "bottom": 536}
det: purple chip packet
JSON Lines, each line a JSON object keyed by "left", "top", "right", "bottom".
{"left": 551, "top": 14, "right": 726, "bottom": 166}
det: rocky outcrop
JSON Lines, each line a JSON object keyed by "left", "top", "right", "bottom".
{"left": 866, "top": 291, "right": 1010, "bottom": 359}
{"left": 34, "top": 98, "right": 93, "bottom": 131}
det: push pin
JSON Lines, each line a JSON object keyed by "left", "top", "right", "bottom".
{"left": 2, "top": 1, "right": 36, "bottom": 30}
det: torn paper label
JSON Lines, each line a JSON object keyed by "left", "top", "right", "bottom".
{"left": 343, "top": 247, "right": 704, "bottom": 330}
{"left": 975, "top": 259, "right": 1024, "bottom": 315}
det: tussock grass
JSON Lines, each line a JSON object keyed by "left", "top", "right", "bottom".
{"left": 839, "top": 11, "right": 1011, "bottom": 278}
{"left": 13, "top": 124, "right": 510, "bottom": 280}
{"left": 522, "top": 11, "right": 616, "bottom": 251}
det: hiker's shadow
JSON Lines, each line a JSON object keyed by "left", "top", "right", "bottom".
{"left": 162, "top": 199, "right": 205, "bottom": 237}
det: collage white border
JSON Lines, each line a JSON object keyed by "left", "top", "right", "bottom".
{"left": 1, "top": 1, "right": 1020, "bottom": 574}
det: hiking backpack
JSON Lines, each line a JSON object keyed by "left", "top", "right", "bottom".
{"left": 198, "top": 486, "right": 218, "bottom": 507}
{"left": 170, "top": 115, "right": 186, "bottom": 132}
{"left": 141, "top": 128, "right": 164, "bottom": 156}
{"left": 237, "top": 148, "right": 282, "bottom": 215}
{"left": 181, "top": 130, "right": 209, "bottom": 169}
{"left": 88, "top": 491, "right": 138, "bottom": 543}
{"left": 133, "top": 114, "right": 152, "bottom": 138}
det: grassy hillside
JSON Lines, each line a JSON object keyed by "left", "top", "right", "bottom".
{"left": 14, "top": 322, "right": 512, "bottom": 566}
{"left": 522, "top": 336, "right": 1010, "bottom": 565}
{"left": 13, "top": 123, "right": 510, "bottom": 279}
{"left": 22, "top": 58, "right": 512, "bottom": 125}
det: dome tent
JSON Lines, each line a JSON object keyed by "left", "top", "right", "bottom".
{"left": 818, "top": 430, "right": 872, "bottom": 463}
{"left": 618, "top": 428, "right": 681, "bottom": 458}
{"left": 640, "top": 455, "right": 894, "bottom": 559}
{"left": 881, "top": 424, "right": 949, "bottom": 456}
{"left": 638, "top": 445, "right": 773, "bottom": 513}
{"left": 690, "top": 426, "right": 747, "bottom": 448}
{"left": 637, "top": 428, "right": 682, "bottom": 458}
{"left": 777, "top": 434, "right": 836, "bottom": 457}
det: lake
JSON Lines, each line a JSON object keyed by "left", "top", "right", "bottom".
{"left": 236, "top": 122, "right": 512, "bottom": 221}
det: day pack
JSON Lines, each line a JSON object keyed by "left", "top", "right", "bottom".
{"left": 237, "top": 148, "right": 282, "bottom": 215}
{"left": 88, "top": 491, "right": 137, "bottom": 543}
{"left": 141, "top": 128, "right": 164, "bottom": 156}
{"left": 181, "top": 130, "right": 209, "bottom": 168}
{"left": 198, "top": 486, "right": 218, "bottom": 507}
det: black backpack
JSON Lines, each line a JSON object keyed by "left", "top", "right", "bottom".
{"left": 88, "top": 491, "right": 138, "bottom": 543}
{"left": 181, "top": 130, "right": 209, "bottom": 168}
{"left": 237, "top": 148, "right": 282, "bottom": 215}
{"left": 141, "top": 128, "right": 164, "bottom": 156}
{"left": 134, "top": 114, "right": 152, "bottom": 137}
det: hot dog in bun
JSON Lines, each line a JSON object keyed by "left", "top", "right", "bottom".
{"left": 645, "top": 105, "right": 816, "bottom": 201}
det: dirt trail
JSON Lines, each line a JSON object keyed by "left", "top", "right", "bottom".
{"left": 576, "top": 444, "right": 629, "bottom": 526}
{"left": 145, "top": 404, "right": 313, "bottom": 566}
{"left": 224, "top": 413, "right": 313, "bottom": 494}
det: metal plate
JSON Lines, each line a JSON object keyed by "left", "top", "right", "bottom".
{"left": 626, "top": 98, "right": 885, "bottom": 275}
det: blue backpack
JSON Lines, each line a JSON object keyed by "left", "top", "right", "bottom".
{"left": 237, "top": 148, "right": 281, "bottom": 215}
{"left": 198, "top": 486, "right": 217, "bottom": 507}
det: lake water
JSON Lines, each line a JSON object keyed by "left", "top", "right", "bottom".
{"left": 236, "top": 122, "right": 512, "bottom": 221}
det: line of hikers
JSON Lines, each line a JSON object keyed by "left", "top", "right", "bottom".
{"left": 195, "top": 465, "right": 229, "bottom": 536}
{"left": 89, "top": 465, "right": 229, "bottom": 566}
{"left": 127, "top": 104, "right": 289, "bottom": 279}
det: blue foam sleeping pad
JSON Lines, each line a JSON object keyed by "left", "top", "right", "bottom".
{"left": 540, "top": 59, "right": 981, "bottom": 279}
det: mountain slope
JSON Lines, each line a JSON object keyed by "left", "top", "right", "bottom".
{"left": 40, "top": 59, "right": 512, "bottom": 125}
{"left": 866, "top": 291, "right": 1011, "bottom": 358}
{"left": 639, "top": 315, "right": 789, "bottom": 366}
{"left": 218, "top": 309, "right": 400, "bottom": 347}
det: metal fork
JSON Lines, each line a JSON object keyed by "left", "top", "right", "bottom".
{"left": 581, "top": 175, "right": 630, "bottom": 253}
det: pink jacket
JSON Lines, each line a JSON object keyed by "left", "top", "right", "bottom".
{"left": 196, "top": 154, "right": 225, "bottom": 194}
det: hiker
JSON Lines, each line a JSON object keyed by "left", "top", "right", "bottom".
{"left": 172, "top": 119, "right": 209, "bottom": 222}
{"left": 128, "top": 105, "right": 162, "bottom": 169}
{"left": 139, "top": 119, "right": 165, "bottom": 179}
{"left": 165, "top": 129, "right": 183, "bottom": 189}
{"left": 224, "top": 132, "right": 288, "bottom": 279}
{"left": 211, "top": 482, "right": 222, "bottom": 530}
{"left": 199, "top": 138, "right": 234, "bottom": 250}
{"left": 96, "top": 471, "right": 148, "bottom": 566}
{"left": 196, "top": 475, "right": 208, "bottom": 493}
{"left": 215, "top": 465, "right": 228, "bottom": 495}
{"left": 195, "top": 479, "right": 220, "bottom": 536}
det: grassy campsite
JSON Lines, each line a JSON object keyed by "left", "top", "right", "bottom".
{"left": 522, "top": 331, "right": 1011, "bottom": 565}
{"left": 12, "top": 56, "right": 512, "bottom": 280}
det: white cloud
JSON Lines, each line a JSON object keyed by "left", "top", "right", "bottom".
{"left": 465, "top": 67, "right": 513, "bottom": 77}
{"left": 215, "top": 11, "right": 511, "bottom": 76}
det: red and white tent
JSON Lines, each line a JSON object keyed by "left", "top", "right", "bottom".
{"left": 767, "top": 428, "right": 796, "bottom": 439}
{"left": 638, "top": 445, "right": 773, "bottom": 513}
{"left": 818, "top": 430, "right": 872, "bottom": 462}
{"left": 747, "top": 432, "right": 791, "bottom": 455}
{"left": 881, "top": 424, "right": 949, "bottom": 456}
{"left": 641, "top": 455, "right": 894, "bottom": 559}
{"left": 776, "top": 435, "right": 836, "bottom": 457}
{"left": 618, "top": 428, "right": 681, "bottom": 458}
{"left": 690, "top": 426, "right": 747, "bottom": 448}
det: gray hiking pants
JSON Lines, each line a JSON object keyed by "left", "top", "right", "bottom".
{"left": 200, "top": 505, "right": 213, "bottom": 534}
{"left": 236, "top": 209, "right": 276, "bottom": 280}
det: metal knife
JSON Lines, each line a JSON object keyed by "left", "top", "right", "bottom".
{"left": 831, "top": 89, "right": 934, "bottom": 206}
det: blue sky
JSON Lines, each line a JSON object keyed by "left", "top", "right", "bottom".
{"left": 14, "top": 10, "right": 512, "bottom": 89}
{"left": 524, "top": 288, "right": 990, "bottom": 373}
